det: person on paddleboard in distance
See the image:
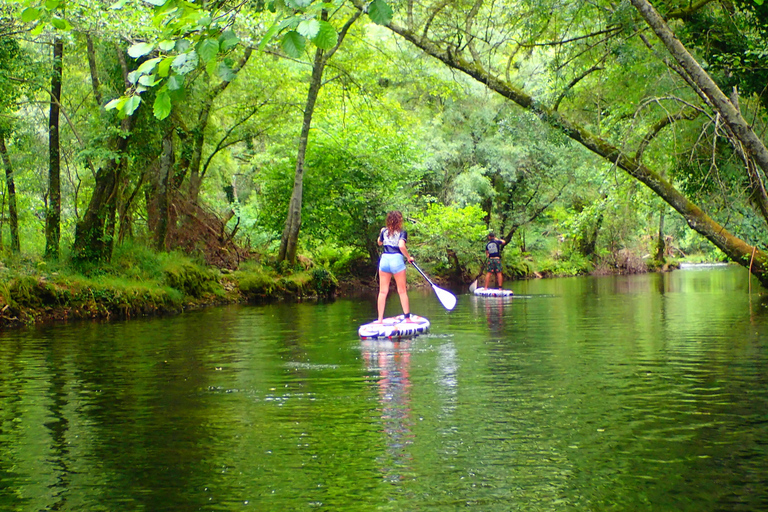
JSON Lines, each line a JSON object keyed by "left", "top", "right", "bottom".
{"left": 376, "top": 210, "right": 415, "bottom": 323}
{"left": 484, "top": 232, "right": 507, "bottom": 290}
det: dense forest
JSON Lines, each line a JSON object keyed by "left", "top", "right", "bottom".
{"left": 0, "top": 0, "right": 767, "bottom": 316}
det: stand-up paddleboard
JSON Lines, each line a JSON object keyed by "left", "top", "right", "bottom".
{"left": 473, "top": 287, "right": 514, "bottom": 297}
{"left": 358, "top": 314, "right": 430, "bottom": 340}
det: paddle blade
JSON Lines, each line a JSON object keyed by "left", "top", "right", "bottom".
{"left": 433, "top": 285, "right": 457, "bottom": 310}
{"left": 469, "top": 279, "right": 478, "bottom": 293}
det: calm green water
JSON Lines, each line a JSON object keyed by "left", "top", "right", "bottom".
{"left": 1, "top": 265, "right": 768, "bottom": 511}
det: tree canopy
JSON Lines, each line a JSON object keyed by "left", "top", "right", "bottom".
{"left": 1, "top": 0, "right": 768, "bottom": 286}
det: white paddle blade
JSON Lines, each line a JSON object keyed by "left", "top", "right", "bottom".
{"left": 434, "top": 286, "right": 457, "bottom": 310}
{"left": 469, "top": 279, "right": 478, "bottom": 293}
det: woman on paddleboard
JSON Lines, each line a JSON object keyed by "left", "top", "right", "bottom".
{"left": 376, "top": 210, "right": 415, "bottom": 323}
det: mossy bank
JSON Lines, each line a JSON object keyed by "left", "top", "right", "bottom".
{"left": 0, "top": 245, "right": 340, "bottom": 329}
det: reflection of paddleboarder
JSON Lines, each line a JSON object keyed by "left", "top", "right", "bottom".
{"left": 361, "top": 340, "right": 414, "bottom": 483}
{"left": 376, "top": 211, "right": 415, "bottom": 324}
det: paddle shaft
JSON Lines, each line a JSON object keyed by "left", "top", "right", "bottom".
{"left": 410, "top": 261, "right": 435, "bottom": 286}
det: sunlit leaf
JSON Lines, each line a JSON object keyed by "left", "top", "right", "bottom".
{"left": 368, "top": 0, "right": 393, "bottom": 25}
{"left": 128, "top": 42, "right": 154, "bottom": 58}
{"left": 21, "top": 7, "right": 40, "bottom": 23}
{"left": 138, "top": 74, "right": 159, "bottom": 86}
{"left": 104, "top": 97, "right": 126, "bottom": 111}
{"left": 127, "top": 70, "right": 142, "bottom": 84}
{"left": 281, "top": 31, "right": 306, "bottom": 58}
{"left": 143, "top": 0, "right": 168, "bottom": 5}
{"left": 159, "top": 40, "right": 176, "bottom": 52}
{"left": 312, "top": 21, "right": 337, "bottom": 49}
{"left": 286, "top": 0, "right": 311, "bottom": 8}
{"left": 157, "top": 56, "right": 174, "bottom": 77}
{"left": 110, "top": 0, "right": 129, "bottom": 9}
{"left": 121, "top": 95, "right": 142, "bottom": 117}
{"left": 50, "top": 17, "right": 71, "bottom": 30}
{"left": 297, "top": 19, "right": 320, "bottom": 39}
{"left": 45, "top": 0, "right": 61, "bottom": 10}
{"left": 137, "top": 57, "right": 162, "bottom": 75}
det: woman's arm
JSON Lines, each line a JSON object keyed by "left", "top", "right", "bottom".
{"left": 399, "top": 239, "right": 414, "bottom": 262}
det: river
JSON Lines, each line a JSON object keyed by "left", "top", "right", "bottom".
{"left": 1, "top": 265, "right": 767, "bottom": 511}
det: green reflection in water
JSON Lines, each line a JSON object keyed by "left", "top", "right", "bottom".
{"left": 1, "top": 266, "right": 767, "bottom": 511}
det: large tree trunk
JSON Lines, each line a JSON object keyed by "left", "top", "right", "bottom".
{"left": 0, "top": 133, "right": 19, "bottom": 253}
{"left": 44, "top": 37, "right": 62, "bottom": 260}
{"left": 72, "top": 155, "right": 123, "bottom": 263}
{"left": 154, "top": 132, "right": 175, "bottom": 251}
{"left": 72, "top": 44, "right": 133, "bottom": 263}
{"left": 371, "top": 11, "right": 768, "bottom": 286}
{"left": 277, "top": 45, "right": 325, "bottom": 264}
{"left": 630, "top": 0, "right": 768, "bottom": 186}
{"left": 277, "top": 10, "right": 362, "bottom": 264}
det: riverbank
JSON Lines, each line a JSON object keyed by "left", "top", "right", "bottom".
{"left": 0, "top": 246, "right": 692, "bottom": 330}
{"left": 0, "top": 247, "right": 342, "bottom": 329}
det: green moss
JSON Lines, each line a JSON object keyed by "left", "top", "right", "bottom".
{"left": 160, "top": 255, "right": 222, "bottom": 298}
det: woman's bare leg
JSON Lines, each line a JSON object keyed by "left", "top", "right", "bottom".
{"left": 377, "top": 270, "right": 392, "bottom": 322}
{"left": 393, "top": 269, "right": 410, "bottom": 318}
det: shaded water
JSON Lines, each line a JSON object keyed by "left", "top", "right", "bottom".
{"left": 1, "top": 266, "right": 768, "bottom": 511}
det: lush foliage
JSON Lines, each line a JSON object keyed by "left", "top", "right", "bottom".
{"left": 0, "top": 0, "right": 766, "bottom": 292}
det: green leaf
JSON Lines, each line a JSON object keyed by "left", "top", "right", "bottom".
{"left": 30, "top": 23, "right": 44, "bottom": 36}
{"left": 176, "top": 39, "right": 192, "bottom": 53}
{"left": 281, "top": 31, "right": 306, "bottom": 58}
{"left": 368, "top": 0, "right": 393, "bottom": 25}
{"left": 219, "top": 30, "right": 240, "bottom": 51}
{"left": 127, "top": 70, "right": 142, "bottom": 84}
{"left": 286, "top": 0, "right": 312, "bottom": 8}
{"left": 171, "top": 51, "right": 198, "bottom": 75}
{"left": 45, "top": 0, "right": 61, "bottom": 10}
{"left": 166, "top": 74, "right": 183, "bottom": 91}
{"left": 206, "top": 58, "right": 218, "bottom": 77}
{"left": 110, "top": 0, "right": 129, "bottom": 9}
{"left": 104, "top": 97, "right": 126, "bottom": 111}
{"left": 50, "top": 17, "right": 71, "bottom": 30}
{"left": 21, "top": 7, "right": 40, "bottom": 23}
{"left": 138, "top": 74, "right": 159, "bottom": 86}
{"left": 259, "top": 15, "right": 284, "bottom": 51}
{"left": 121, "top": 95, "right": 142, "bottom": 117}
{"left": 137, "top": 57, "right": 162, "bottom": 75}
{"left": 217, "top": 61, "right": 237, "bottom": 82}
{"left": 128, "top": 42, "right": 154, "bottom": 59}
{"left": 143, "top": 0, "right": 168, "bottom": 5}
{"left": 297, "top": 19, "right": 320, "bottom": 39}
{"left": 158, "top": 40, "right": 176, "bottom": 52}
{"left": 157, "top": 56, "right": 174, "bottom": 77}
{"left": 197, "top": 38, "right": 219, "bottom": 63}
{"left": 153, "top": 89, "right": 172, "bottom": 119}
{"left": 312, "top": 20, "right": 337, "bottom": 49}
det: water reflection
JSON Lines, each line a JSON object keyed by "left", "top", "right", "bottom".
{"left": 1, "top": 267, "right": 768, "bottom": 511}
{"left": 361, "top": 339, "right": 414, "bottom": 484}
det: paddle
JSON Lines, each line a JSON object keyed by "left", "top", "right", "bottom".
{"left": 468, "top": 259, "right": 487, "bottom": 292}
{"left": 410, "top": 261, "right": 457, "bottom": 310}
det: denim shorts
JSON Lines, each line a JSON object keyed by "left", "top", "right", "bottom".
{"left": 379, "top": 253, "right": 406, "bottom": 274}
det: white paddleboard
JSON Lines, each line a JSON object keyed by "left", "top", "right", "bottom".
{"left": 358, "top": 314, "right": 430, "bottom": 340}
{"left": 473, "top": 287, "right": 514, "bottom": 297}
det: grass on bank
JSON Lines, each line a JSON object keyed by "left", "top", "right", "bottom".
{"left": 0, "top": 242, "right": 340, "bottom": 327}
